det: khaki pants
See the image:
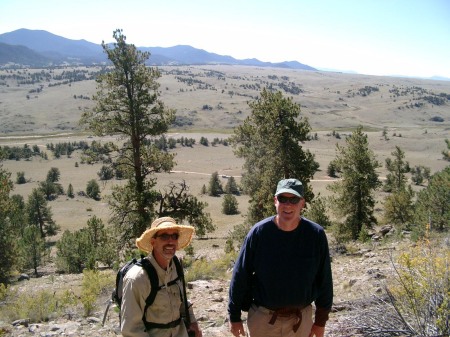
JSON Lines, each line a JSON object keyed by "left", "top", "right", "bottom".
{"left": 247, "top": 304, "right": 313, "bottom": 337}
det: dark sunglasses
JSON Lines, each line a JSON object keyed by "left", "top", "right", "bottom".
{"left": 154, "top": 233, "right": 179, "bottom": 241}
{"left": 277, "top": 195, "right": 302, "bottom": 204}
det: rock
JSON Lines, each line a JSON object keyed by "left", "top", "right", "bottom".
{"left": 18, "top": 274, "right": 30, "bottom": 281}
{"left": 379, "top": 225, "right": 393, "bottom": 236}
{"left": 12, "top": 318, "right": 29, "bottom": 326}
{"left": 87, "top": 317, "right": 101, "bottom": 323}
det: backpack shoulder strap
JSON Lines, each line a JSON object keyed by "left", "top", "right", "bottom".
{"left": 137, "top": 256, "right": 187, "bottom": 331}
{"left": 172, "top": 255, "right": 183, "bottom": 280}
{"left": 137, "top": 258, "right": 160, "bottom": 307}
{"left": 137, "top": 257, "right": 183, "bottom": 307}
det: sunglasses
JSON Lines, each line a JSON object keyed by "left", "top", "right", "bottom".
{"left": 277, "top": 195, "right": 302, "bottom": 204}
{"left": 154, "top": 233, "right": 179, "bottom": 241}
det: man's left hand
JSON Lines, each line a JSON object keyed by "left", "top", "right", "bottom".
{"left": 188, "top": 321, "right": 202, "bottom": 337}
{"left": 309, "top": 324, "right": 325, "bottom": 337}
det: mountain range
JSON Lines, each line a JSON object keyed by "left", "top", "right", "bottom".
{"left": 0, "top": 29, "right": 316, "bottom": 70}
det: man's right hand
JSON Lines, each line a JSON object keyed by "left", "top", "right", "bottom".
{"left": 229, "top": 321, "right": 246, "bottom": 337}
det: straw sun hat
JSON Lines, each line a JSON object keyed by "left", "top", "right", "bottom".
{"left": 136, "top": 217, "right": 195, "bottom": 253}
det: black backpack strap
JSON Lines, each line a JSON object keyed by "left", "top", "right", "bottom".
{"left": 138, "top": 257, "right": 184, "bottom": 331}
{"left": 137, "top": 258, "right": 160, "bottom": 314}
{"left": 172, "top": 255, "right": 183, "bottom": 281}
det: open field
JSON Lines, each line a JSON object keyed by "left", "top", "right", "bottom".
{"left": 1, "top": 65, "right": 449, "bottom": 253}
{"left": 1, "top": 65, "right": 449, "bottom": 336}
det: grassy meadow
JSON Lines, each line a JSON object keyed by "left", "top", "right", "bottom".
{"left": 1, "top": 65, "right": 449, "bottom": 255}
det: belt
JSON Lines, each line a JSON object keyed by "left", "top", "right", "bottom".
{"left": 255, "top": 305, "right": 308, "bottom": 333}
{"left": 144, "top": 317, "right": 181, "bottom": 330}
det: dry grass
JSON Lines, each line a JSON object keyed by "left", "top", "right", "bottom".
{"left": 1, "top": 65, "right": 449, "bottom": 255}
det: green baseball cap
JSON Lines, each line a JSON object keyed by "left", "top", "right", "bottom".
{"left": 275, "top": 178, "right": 304, "bottom": 198}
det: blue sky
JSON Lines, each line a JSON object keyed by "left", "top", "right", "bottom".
{"left": 1, "top": 0, "right": 449, "bottom": 79}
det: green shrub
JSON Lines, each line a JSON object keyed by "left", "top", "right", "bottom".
{"left": 388, "top": 238, "right": 450, "bottom": 335}
{"left": 0, "top": 287, "right": 76, "bottom": 323}
{"left": 81, "top": 270, "right": 114, "bottom": 316}
{"left": 16, "top": 171, "right": 26, "bottom": 184}
{"left": 184, "top": 252, "right": 237, "bottom": 282}
{"left": 0, "top": 283, "right": 7, "bottom": 301}
{"left": 346, "top": 236, "right": 450, "bottom": 336}
{"left": 86, "top": 179, "right": 100, "bottom": 200}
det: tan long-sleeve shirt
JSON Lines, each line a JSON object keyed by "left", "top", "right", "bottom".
{"left": 120, "top": 255, "right": 196, "bottom": 337}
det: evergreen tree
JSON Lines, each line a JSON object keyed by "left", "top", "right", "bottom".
{"left": 56, "top": 229, "right": 91, "bottom": 273}
{"left": 383, "top": 146, "right": 410, "bottom": 192}
{"left": 9, "top": 194, "right": 27, "bottom": 236}
{"left": 383, "top": 186, "right": 415, "bottom": 229}
{"left": 327, "top": 160, "right": 339, "bottom": 178}
{"left": 230, "top": 88, "right": 319, "bottom": 226}
{"left": 97, "top": 165, "right": 114, "bottom": 180}
{"left": 86, "top": 179, "right": 100, "bottom": 200}
{"left": 80, "top": 29, "right": 212, "bottom": 245}
{"left": 26, "top": 188, "right": 58, "bottom": 238}
{"left": 38, "top": 180, "right": 59, "bottom": 200}
{"left": 224, "top": 176, "right": 240, "bottom": 195}
{"left": 67, "top": 183, "right": 74, "bottom": 198}
{"left": 413, "top": 166, "right": 449, "bottom": 233}
{"left": 0, "top": 166, "right": 19, "bottom": 284}
{"left": 20, "top": 226, "right": 46, "bottom": 276}
{"left": 442, "top": 139, "right": 450, "bottom": 161}
{"left": 328, "top": 126, "right": 381, "bottom": 240}
{"left": 200, "top": 137, "right": 209, "bottom": 146}
{"left": 222, "top": 194, "right": 239, "bottom": 215}
{"left": 46, "top": 167, "right": 61, "bottom": 183}
{"left": 16, "top": 171, "right": 26, "bottom": 184}
{"left": 303, "top": 196, "right": 333, "bottom": 228}
{"left": 208, "top": 171, "right": 223, "bottom": 196}
{"left": 411, "top": 165, "right": 431, "bottom": 185}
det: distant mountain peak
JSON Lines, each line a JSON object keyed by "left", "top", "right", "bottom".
{"left": 0, "top": 28, "right": 317, "bottom": 71}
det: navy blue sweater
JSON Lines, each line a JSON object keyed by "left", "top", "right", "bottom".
{"left": 228, "top": 216, "right": 333, "bottom": 326}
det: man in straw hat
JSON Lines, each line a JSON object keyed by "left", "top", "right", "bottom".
{"left": 228, "top": 178, "right": 333, "bottom": 337}
{"left": 121, "top": 217, "right": 202, "bottom": 337}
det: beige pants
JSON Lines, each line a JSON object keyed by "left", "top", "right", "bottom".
{"left": 247, "top": 304, "right": 313, "bottom": 337}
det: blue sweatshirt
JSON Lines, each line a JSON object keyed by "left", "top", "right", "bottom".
{"left": 228, "top": 216, "right": 333, "bottom": 326}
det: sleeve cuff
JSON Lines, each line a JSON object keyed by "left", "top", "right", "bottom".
{"left": 314, "top": 307, "right": 331, "bottom": 327}
{"left": 229, "top": 313, "right": 242, "bottom": 323}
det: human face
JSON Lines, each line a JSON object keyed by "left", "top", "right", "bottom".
{"left": 274, "top": 193, "right": 305, "bottom": 226}
{"left": 151, "top": 230, "right": 179, "bottom": 262}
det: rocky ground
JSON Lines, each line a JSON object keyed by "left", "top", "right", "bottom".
{"left": 1, "top": 238, "right": 401, "bottom": 337}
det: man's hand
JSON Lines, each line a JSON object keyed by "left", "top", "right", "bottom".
{"left": 229, "top": 321, "right": 246, "bottom": 337}
{"left": 309, "top": 324, "right": 325, "bottom": 337}
{"left": 188, "top": 321, "right": 202, "bottom": 337}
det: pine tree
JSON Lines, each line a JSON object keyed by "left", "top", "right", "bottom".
{"left": 383, "top": 186, "right": 415, "bottom": 228}
{"left": 26, "top": 188, "right": 58, "bottom": 238}
{"left": 20, "top": 226, "right": 46, "bottom": 276}
{"left": 303, "top": 196, "right": 333, "bottom": 228}
{"left": 208, "top": 172, "right": 223, "bottom": 196}
{"left": 67, "top": 183, "right": 74, "bottom": 198}
{"left": 86, "top": 179, "right": 100, "bottom": 200}
{"left": 222, "top": 194, "right": 239, "bottom": 215}
{"left": 0, "top": 166, "right": 19, "bottom": 284}
{"left": 413, "top": 167, "right": 449, "bottom": 233}
{"left": 442, "top": 139, "right": 450, "bottom": 161}
{"left": 80, "top": 30, "right": 213, "bottom": 244}
{"left": 224, "top": 176, "right": 240, "bottom": 195}
{"left": 230, "top": 88, "right": 318, "bottom": 226}
{"left": 328, "top": 126, "right": 381, "bottom": 240}
{"left": 383, "top": 146, "right": 410, "bottom": 192}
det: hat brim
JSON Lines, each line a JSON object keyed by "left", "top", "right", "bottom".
{"left": 136, "top": 223, "right": 194, "bottom": 253}
{"left": 275, "top": 188, "right": 302, "bottom": 197}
